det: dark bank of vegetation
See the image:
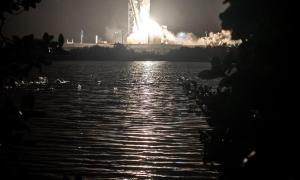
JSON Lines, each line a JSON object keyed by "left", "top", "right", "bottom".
{"left": 183, "top": 0, "right": 297, "bottom": 179}
{"left": 55, "top": 44, "right": 232, "bottom": 62}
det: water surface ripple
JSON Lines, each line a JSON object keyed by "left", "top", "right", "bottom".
{"left": 14, "top": 61, "right": 217, "bottom": 179}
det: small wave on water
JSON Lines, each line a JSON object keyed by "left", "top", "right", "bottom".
{"left": 10, "top": 61, "right": 219, "bottom": 179}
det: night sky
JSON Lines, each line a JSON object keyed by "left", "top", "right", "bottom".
{"left": 4, "top": 0, "right": 227, "bottom": 42}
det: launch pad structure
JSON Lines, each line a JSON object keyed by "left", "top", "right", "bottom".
{"left": 127, "top": 0, "right": 169, "bottom": 44}
{"left": 128, "top": 0, "right": 151, "bottom": 35}
{"left": 66, "top": 0, "right": 230, "bottom": 51}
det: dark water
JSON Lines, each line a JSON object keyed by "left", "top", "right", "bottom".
{"left": 14, "top": 61, "right": 218, "bottom": 179}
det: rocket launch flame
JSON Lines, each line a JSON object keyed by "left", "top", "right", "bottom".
{"left": 127, "top": 0, "right": 241, "bottom": 47}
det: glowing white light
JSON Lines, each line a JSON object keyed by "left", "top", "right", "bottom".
{"left": 144, "top": 61, "right": 154, "bottom": 67}
{"left": 178, "top": 32, "right": 186, "bottom": 39}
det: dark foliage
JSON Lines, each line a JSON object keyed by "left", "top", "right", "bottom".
{"left": 0, "top": 32, "right": 66, "bottom": 179}
{"left": 0, "top": 0, "right": 41, "bottom": 15}
{"left": 58, "top": 33, "right": 64, "bottom": 49}
{"left": 0, "top": 1, "right": 70, "bottom": 179}
{"left": 0, "top": 0, "right": 42, "bottom": 42}
{"left": 193, "top": 0, "right": 297, "bottom": 179}
{"left": 0, "top": 33, "right": 66, "bottom": 81}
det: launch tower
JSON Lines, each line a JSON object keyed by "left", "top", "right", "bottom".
{"left": 128, "top": 0, "right": 151, "bottom": 35}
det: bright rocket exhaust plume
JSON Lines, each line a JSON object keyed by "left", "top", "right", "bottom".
{"left": 127, "top": 0, "right": 241, "bottom": 47}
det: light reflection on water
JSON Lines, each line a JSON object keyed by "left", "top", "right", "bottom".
{"left": 14, "top": 61, "right": 219, "bottom": 179}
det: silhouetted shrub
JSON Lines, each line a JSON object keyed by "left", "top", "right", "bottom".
{"left": 192, "top": 0, "right": 297, "bottom": 179}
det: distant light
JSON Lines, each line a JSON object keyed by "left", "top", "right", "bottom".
{"left": 144, "top": 61, "right": 153, "bottom": 67}
{"left": 178, "top": 32, "right": 186, "bottom": 45}
{"left": 77, "top": 84, "right": 82, "bottom": 91}
{"left": 243, "top": 158, "right": 248, "bottom": 164}
{"left": 178, "top": 32, "right": 186, "bottom": 39}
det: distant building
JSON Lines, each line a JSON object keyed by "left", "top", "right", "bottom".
{"left": 95, "top": 35, "right": 98, "bottom": 44}
{"left": 66, "top": 39, "right": 74, "bottom": 44}
{"left": 80, "top": 30, "right": 84, "bottom": 44}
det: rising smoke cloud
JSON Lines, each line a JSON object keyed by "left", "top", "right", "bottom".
{"left": 128, "top": 27, "right": 242, "bottom": 47}
{"left": 176, "top": 30, "right": 242, "bottom": 47}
